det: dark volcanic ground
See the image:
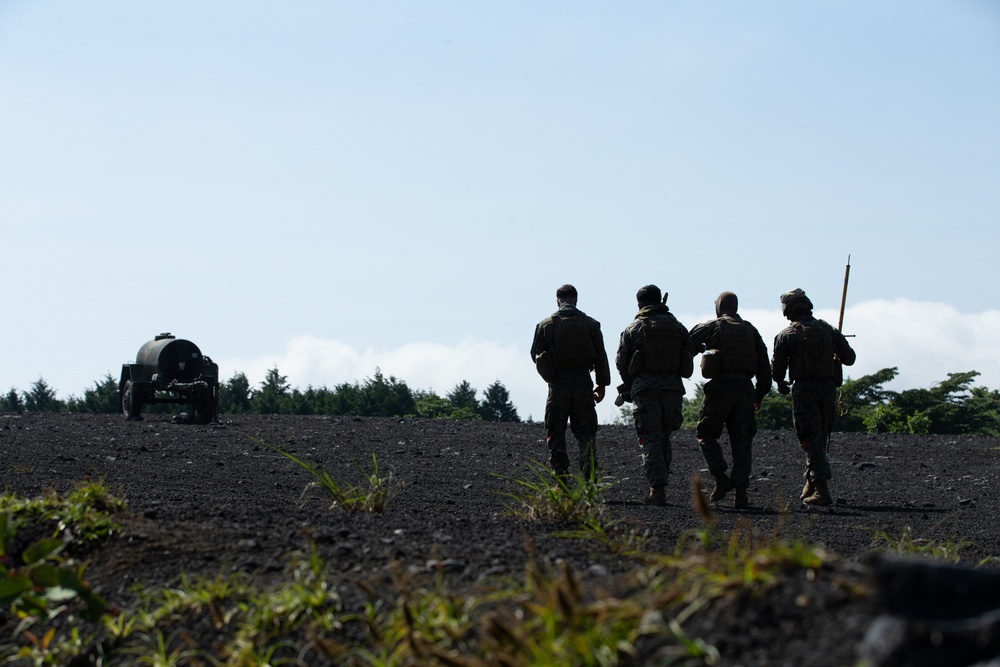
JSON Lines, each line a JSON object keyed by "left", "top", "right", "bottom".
{"left": 1, "top": 412, "right": 998, "bottom": 666}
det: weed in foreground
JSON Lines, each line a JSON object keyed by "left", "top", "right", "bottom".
{"left": 0, "top": 479, "right": 127, "bottom": 543}
{"left": 868, "top": 525, "right": 971, "bottom": 563}
{"left": 493, "top": 460, "right": 614, "bottom": 524}
{"left": 0, "top": 482, "right": 120, "bottom": 644}
{"left": 249, "top": 436, "right": 402, "bottom": 512}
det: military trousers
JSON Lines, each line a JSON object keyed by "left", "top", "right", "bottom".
{"left": 791, "top": 379, "right": 838, "bottom": 482}
{"left": 695, "top": 378, "right": 757, "bottom": 488}
{"left": 544, "top": 371, "right": 598, "bottom": 478}
{"left": 631, "top": 387, "right": 683, "bottom": 488}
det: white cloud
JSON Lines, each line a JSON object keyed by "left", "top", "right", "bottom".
{"left": 218, "top": 299, "right": 1000, "bottom": 424}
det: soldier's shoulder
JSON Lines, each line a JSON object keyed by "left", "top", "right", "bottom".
{"left": 622, "top": 317, "right": 643, "bottom": 334}
{"left": 690, "top": 319, "right": 715, "bottom": 334}
{"left": 774, "top": 323, "right": 798, "bottom": 338}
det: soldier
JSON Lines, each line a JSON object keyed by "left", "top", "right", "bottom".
{"left": 771, "top": 288, "right": 857, "bottom": 506}
{"left": 616, "top": 285, "right": 693, "bottom": 506}
{"left": 690, "top": 291, "right": 772, "bottom": 509}
{"left": 531, "top": 284, "right": 611, "bottom": 480}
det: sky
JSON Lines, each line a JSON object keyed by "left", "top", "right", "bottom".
{"left": 2, "top": 1, "right": 999, "bottom": 424}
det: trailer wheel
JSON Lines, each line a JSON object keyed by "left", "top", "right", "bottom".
{"left": 122, "top": 381, "right": 142, "bottom": 421}
{"left": 192, "top": 394, "right": 216, "bottom": 425}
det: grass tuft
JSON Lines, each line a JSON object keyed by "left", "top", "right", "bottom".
{"left": 249, "top": 436, "right": 401, "bottom": 513}
{"left": 868, "top": 525, "right": 970, "bottom": 562}
{"left": 493, "top": 460, "right": 614, "bottom": 525}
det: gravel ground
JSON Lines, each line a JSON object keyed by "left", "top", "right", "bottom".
{"left": 1, "top": 412, "right": 998, "bottom": 666}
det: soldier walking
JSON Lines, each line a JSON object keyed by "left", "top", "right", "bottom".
{"left": 689, "top": 291, "right": 771, "bottom": 509}
{"left": 771, "top": 288, "right": 857, "bottom": 506}
{"left": 531, "top": 284, "right": 611, "bottom": 480}
{"left": 615, "top": 285, "right": 693, "bottom": 506}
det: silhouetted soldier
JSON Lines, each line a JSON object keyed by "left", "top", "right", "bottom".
{"left": 531, "top": 284, "right": 611, "bottom": 480}
{"left": 771, "top": 288, "right": 856, "bottom": 506}
{"left": 616, "top": 285, "right": 693, "bottom": 506}
{"left": 690, "top": 291, "right": 771, "bottom": 509}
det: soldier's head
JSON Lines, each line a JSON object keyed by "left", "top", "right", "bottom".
{"left": 636, "top": 284, "right": 662, "bottom": 308}
{"left": 556, "top": 284, "right": 578, "bottom": 306}
{"left": 715, "top": 291, "right": 738, "bottom": 317}
{"left": 780, "top": 288, "right": 813, "bottom": 320}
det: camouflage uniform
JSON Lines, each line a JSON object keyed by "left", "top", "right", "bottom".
{"left": 616, "top": 287, "right": 693, "bottom": 493}
{"left": 771, "top": 289, "right": 856, "bottom": 489}
{"left": 690, "top": 292, "right": 772, "bottom": 491}
{"left": 531, "top": 293, "right": 611, "bottom": 478}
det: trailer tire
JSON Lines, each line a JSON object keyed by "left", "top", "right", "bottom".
{"left": 192, "top": 397, "right": 213, "bottom": 425}
{"left": 122, "top": 381, "right": 143, "bottom": 421}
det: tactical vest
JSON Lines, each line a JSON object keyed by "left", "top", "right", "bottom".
{"left": 788, "top": 320, "right": 836, "bottom": 380}
{"left": 636, "top": 317, "right": 682, "bottom": 374}
{"left": 717, "top": 317, "right": 757, "bottom": 375}
{"left": 550, "top": 315, "right": 597, "bottom": 369}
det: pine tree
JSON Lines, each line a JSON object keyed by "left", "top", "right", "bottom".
{"left": 477, "top": 380, "right": 520, "bottom": 422}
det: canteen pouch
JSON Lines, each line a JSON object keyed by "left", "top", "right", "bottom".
{"left": 535, "top": 351, "right": 556, "bottom": 382}
{"left": 701, "top": 349, "right": 721, "bottom": 379}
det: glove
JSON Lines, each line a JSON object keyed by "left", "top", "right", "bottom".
{"left": 613, "top": 383, "right": 631, "bottom": 407}
{"left": 776, "top": 379, "right": 790, "bottom": 395}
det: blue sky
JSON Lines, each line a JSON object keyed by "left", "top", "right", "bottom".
{"left": 2, "top": 1, "right": 999, "bottom": 423}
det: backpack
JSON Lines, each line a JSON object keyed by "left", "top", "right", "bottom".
{"left": 718, "top": 317, "right": 757, "bottom": 375}
{"left": 629, "top": 316, "right": 693, "bottom": 378}
{"left": 789, "top": 320, "right": 836, "bottom": 380}
{"left": 551, "top": 315, "right": 597, "bottom": 369}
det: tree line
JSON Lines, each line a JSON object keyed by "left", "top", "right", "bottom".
{"left": 669, "top": 367, "right": 1000, "bottom": 436}
{"left": 1, "top": 367, "right": 521, "bottom": 422}
{"left": 4, "top": 366, "right": 1000, "bottom": 436}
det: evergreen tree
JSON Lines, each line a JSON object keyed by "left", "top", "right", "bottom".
{"left": 253, "top": 367, "right": 291, "bottom": 414}
{"left": 330, "top": 381, "right": 365, "bottom": 416}
{"left": 219, "top": 372, "right": 253, "bottom": 414}
{"left": 477, "top": 380, "right": 520, "bottom": 422}
{"left": 446, "top": 381, "right": 479, "bottom": 411}
{"left": 2, "top": 388, "right": 24, "bottom": 414}
{"left": 67, "top": 374, "right": 120, "bottom": 413}
{"left": 361, "top": 369, "right": 415, "bottom": 417}
{"left": 23, "top": 378, "right": 63, "bottom": 413}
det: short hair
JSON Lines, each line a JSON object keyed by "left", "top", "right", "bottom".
{"left": 636, "top": 284, "right": 662, "bottom": 307}
{"left": 556, "top": 284, "right": 578, "bottom": 302}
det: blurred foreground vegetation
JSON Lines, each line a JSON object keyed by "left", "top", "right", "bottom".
{"left": 5, "top": 366, "right": 1000, "bottom": 436}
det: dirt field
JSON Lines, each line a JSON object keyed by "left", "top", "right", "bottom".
{"left": 1, "top": 412, "right": 998, "bottom": 666}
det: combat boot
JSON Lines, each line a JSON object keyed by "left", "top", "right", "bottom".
{"left": 734, "top": 486, "right": 749, "bottom": 509}
{"left": 803, "top": 479, "right": 833, "bottom": 507}
{"left": 709, "top": 473, "right": 734, "bottom": 502}
{"left": 644, "top": 485, "right": 666, "bottom": 507}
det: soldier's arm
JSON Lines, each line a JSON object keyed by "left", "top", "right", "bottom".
{"left": 591, "top": 323, "right": 612, "bottom": 387}
{"left": 615, "top": 329, "right": 633, "bottom": 385}
{"left": 771, "top": 330, "right": 791, "bottom": 384}
{"left": 834, "top": 329, "right": 857, "bottom": 367}
{"left": 688, "top": 321, "right": 711, "bottom": 354}
{"left": 530, "top": 322, "right": 546, "bottom": 362}
{"left": 753, "top": 328, "right": 773, "bottom": 404}
{"left": 679, "top": 323, "right": 695, "bottom": 380}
